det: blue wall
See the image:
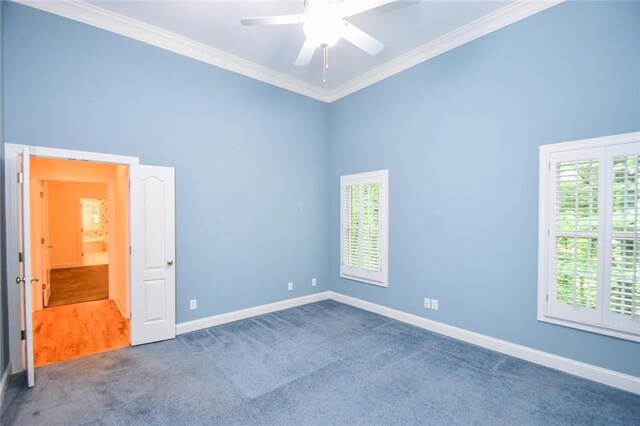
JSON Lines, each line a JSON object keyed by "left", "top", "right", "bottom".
{"left": 329, "top": 1, "right": 640, "bottom": 377}
{"left": 2, "top": 2, "right": 331, "bottom": 324}
{"left": 2, "top": 1, "right": 639, "bottom": 379}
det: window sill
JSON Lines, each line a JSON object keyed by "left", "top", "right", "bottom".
{"left": 537, "top": 314, "right": 640, "bottom": 343}
{"left": 340, "top": 273, "right": 388, "bottom": 288}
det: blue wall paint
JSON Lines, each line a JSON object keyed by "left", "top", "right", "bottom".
{"left": 3, "top": 2, "right": 330, "bottom": 323}
{"left": 329, "top": 1, "right": 640, "bottom": 377}
{"left": 2, "top": 1, "right": 639, "bottom": 379}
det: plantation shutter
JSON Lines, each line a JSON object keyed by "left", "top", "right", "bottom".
{"left": 361, "top": 183, "right": 381, "bottom": 272}
{"left": 547, "top": 149, "right": 603, "bottom": 324}
{"left": 340, "top": 170, "right": 388, "bottom": 287}
{"left": 607, "top": 146, "right": 640, "bottom": 334}
{"left": 554, "top": 158, "right": 600, "bottom": 308}
{"left": 342, "top": 184, "right": 359, "bottom": 268}
{"left": 610, "top": 154, "right": 640, "bottom": 317}
{"left": 545, "top": 143, "right": 640, "bottom": 337}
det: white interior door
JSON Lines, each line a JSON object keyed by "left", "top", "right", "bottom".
{"left": 130, "top": 165, "right": 176, "bottom": 345}
{"left": 17, "top": 148, "right": 36, "bottom": 387}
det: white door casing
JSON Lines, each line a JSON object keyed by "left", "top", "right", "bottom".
{"left": 130, "top": 165, "right": 176, "bottom": 345}
{"left": 18, "top": 148, "right": 36, "bottom": 387}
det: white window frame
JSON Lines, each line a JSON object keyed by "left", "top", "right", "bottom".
{"left": 340, "top": 169, "right": 389, "bottom": 287}
{"left": 538, "top": 131, "right": 640, "bottom": 342}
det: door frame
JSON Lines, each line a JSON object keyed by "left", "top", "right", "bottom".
{"left": 4, "top": 143, "right": 139, "bottom": 374}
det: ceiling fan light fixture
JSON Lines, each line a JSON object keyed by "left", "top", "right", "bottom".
{"left": 303, "top": 2, "right": 346, "bottom": 47}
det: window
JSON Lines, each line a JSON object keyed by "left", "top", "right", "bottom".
{"left": 538, "top": 132, "right": 640, "bottom": 341}
{"left": 81, "top": 198, "right": 103, "bottom": 231}
{"left": 341, "top": 170, "right": 389, "bottom": 287}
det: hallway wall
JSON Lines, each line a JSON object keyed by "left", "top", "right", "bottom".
{"left": 47, "top": 181, "right": 107, "bottom": 269}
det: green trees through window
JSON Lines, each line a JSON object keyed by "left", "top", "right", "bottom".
{"left": 554, "top": 155, "right": 639, "bottom": 317}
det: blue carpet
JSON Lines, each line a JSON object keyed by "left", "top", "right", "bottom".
{"left": 2, "top": 300, "right": 639, "bottom": 425}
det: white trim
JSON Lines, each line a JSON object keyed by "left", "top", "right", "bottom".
{"left": 172, "top": 288, "right": 640, "bottom": 395}
{"left": 328, "top": 292, "right": 640, "bottom": 395}
{"left": 176, "top": 292, "right": 331, "bottom": 335}
{"left": 540, "top": 131, "right": 640, "bottom": 153}
{"left": 15, "top": 0, "right": 331, "bottom": 103}
{"left": 15, "top": 0, "right": 563, "bottom": 103}
{"left": 327, "top": 0, "right": 564, "bottom": 101}
{"left": 0, "top": 362, "right": 12, "bottom": 414}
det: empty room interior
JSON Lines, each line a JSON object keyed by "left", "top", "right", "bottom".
{"left": 0, "top": 0, "right": 639, "bottom": 425}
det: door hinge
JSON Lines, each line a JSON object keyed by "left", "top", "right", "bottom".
{"left": 40, "top": 191, "right": 44, "bottom": 198}
{"left": 20, "top": 330, "right": 26, "bottom": 341}
{"left": 129, "top": 246, "right": 131, "bottom": 254}
{"left": 17, "top": 172, "right": 23, "bottom": 184}
{"left": 41, "top": 237, "right": 45, "bottom": 244}
{"left": 546, "top": 294, "right": 549, "bottom": 302}
{"left": 18, "top": 252, "right": 23, "bottom": 262}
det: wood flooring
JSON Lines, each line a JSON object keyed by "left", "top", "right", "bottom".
{"left": 33, "top": 299, "right": 130, "bottom": 367}
{"left": 49, "top": 265, "right": 109, "bottom": 307}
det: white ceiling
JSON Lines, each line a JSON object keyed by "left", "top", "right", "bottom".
{"left": 21, "top": 1, "right": 562, "bottom": 101}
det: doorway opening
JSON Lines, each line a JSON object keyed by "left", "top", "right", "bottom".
{"left": 29, "top": 157, "right": 130, "bottom": 366}
{"left": 6, "top": 143, "right": 176, "bottom": 387}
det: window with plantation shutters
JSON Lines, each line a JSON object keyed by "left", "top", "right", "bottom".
{"left": 341, "top": 170, "right": 388, "bottom": 287}
{"left": 539, "top": 133, "right": 640, "bottom": 342}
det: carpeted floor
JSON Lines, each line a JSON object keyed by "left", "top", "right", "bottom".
{"left": 2, "top": 300, "right": 639, "bottom": 425}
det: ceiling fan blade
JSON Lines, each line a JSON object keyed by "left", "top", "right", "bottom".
{"left": 342, "top": 0, "right": 398, "bottom": 17}
{"left": 342, "top": 23, "right": 385, "bottom": 56}
{"left": 240, "top": 14, "right": 305, "bottom": 26}
{"left": 295, "top": 38, "right": 317, "bottom": 66}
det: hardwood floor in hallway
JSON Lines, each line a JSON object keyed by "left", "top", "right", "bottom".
{"left": 33, "top": 299, "right": 130, "bottom": 367}
{"left": 48, "top": 265, "right": 109, "bottom": 307}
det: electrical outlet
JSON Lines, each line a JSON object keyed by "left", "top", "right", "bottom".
{"left": 312, "top": 278, "right": 317, "bottom": 287}
{"left": 288, "top": 281, "right": 293, "bottom": 291}
{"left": 431, "top": 299, "right": 439, "bottom": 310}
{"left": 424, "top": 297, "right": 431, "bottom": 309}
{"left": 190, "top": 299, "right": 197, "bottom": 310}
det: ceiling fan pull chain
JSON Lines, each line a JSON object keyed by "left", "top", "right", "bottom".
{"left": 326, "top": 46, "right": 329, "bottom": 70}
{"left": 322, "top": 45, "right": 328, "bottom": 84}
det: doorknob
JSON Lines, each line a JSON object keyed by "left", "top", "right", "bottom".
{"left": 16, "top": 277, "right": 25, "bottom": 284}
{"left": 31, "top": 276, "right": 40, "bottom": 283}
{"left": 47, "top": 245, "right": 53, "bottom": 248}
{"left": 166, "top": 259, "right": 174, "bottom": 266}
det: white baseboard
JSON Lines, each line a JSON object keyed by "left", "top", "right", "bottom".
{"left": 175, "top": 291, "right": 331, "bottom": 335}
{"left": 173, "top": 290, "right": 639, "bottom": 395}
{"left": 0, "top": 362, "right": 12, "bottom": 414}
{"left": 113, "top": 296, "right": 129, "bottom": 320}
{"left": 328, "top": 291, "right": 640, "bottom": 395}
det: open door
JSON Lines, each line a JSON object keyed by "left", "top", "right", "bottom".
{"left": 17, "top": 148, "right": 36, "bottom": 387}
{"left": 130, "top": 165, "right": 176, "bottom": 345}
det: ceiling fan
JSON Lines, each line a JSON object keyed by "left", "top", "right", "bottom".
{"left": 241, "top": 0, "right": 396, "bottom": 83}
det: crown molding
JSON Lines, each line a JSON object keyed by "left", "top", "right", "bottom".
{"left": 326, "top": 0, "right": 565, "bottom": 102}
{"left": 16, "top": 0, "right": 563, "bottom": 104}
{"left": 15, "top": 0, "right": 332, "bottom": 102}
